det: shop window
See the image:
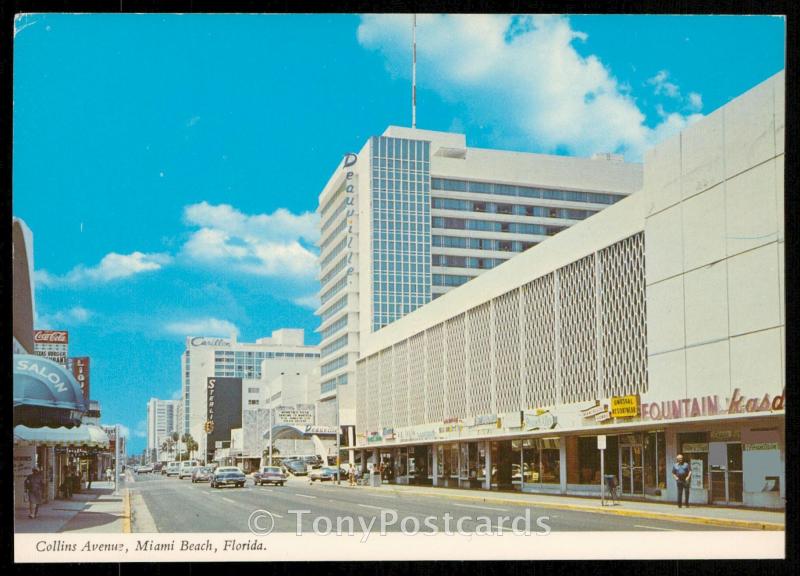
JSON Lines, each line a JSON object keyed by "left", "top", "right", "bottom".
{"left": 644, "top": 431, "right": 666, "bottom": 494}
{"left": 678, "top": 431, "right": 709, "bottom": 491}
{"left": 570, "top": 435, "right": 619, "bottom": 485}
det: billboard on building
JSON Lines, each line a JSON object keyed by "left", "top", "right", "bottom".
{"left": 33, "top": 330, "right": 69, "bottom": 366}
{"left": 206, "top": 377, "right": 242, "bottom": 460}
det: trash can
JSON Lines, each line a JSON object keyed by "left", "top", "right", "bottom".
{"left": 370, "top": 471, "right": 381, "bottom": 487}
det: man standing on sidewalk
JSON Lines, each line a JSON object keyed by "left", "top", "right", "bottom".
{"left": 24, "top": 467, "right": 44, "bottom": 519}
{"left": 672, "top": 454, "right": 692, "bottom": 508}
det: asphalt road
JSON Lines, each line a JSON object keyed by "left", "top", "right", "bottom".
{"left": 130, "top": 472, "right": 743, "bottom": 534}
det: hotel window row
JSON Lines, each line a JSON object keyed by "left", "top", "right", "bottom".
{"left": 432, "top": 197, "right": 596, "bottom": 221}
{"left": 432, "top": 216, "right": 566, "bottom": 236}
{"left": 431, "top": 178, "right": 625, "bottom": 205}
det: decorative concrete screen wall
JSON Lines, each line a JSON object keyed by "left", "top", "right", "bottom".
{"left": 357, "top": 231, "right": 647, "bottom": 432}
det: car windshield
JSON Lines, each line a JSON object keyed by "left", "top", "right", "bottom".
{"left": 263, "top": 467, "right": 281, "bottom": 473}
{"left": 216, "top": 467, "right": 241, "bottom": 473}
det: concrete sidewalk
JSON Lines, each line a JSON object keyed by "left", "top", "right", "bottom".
{"left": 15, "top": 481, "right": 129, "bottom": 534}
{"left": 331, "top": 481, "right": 785, "bottom": 531}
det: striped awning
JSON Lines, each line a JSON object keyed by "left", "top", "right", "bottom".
{"left": 13, "top": 424, "right": 110, "bottom": 448}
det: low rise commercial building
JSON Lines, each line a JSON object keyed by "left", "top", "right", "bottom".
{"left": 353, "top": 72, "right": 785, "bottom": 509}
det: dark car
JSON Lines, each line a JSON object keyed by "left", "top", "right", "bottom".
{"left": 210, "top": 466, "right": 246, "bottom": 488}
{"left": 153, "top": 462, "right": 164, "bottom": 474}
{"left": 253, "top": 466, "right": 286, "bottom": 486}
{"left": 309, "top": 467, "right": 338, "bottom": 482}
{"left": 284, "top": 460, "right": 308, "bottom": 476}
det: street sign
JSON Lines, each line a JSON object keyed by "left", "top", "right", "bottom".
{"left": 597, "top": 435, "right": 607, "bottom": 450}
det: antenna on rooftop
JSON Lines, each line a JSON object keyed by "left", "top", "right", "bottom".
{"left": 412, "top": 13, "right": 417, "bottom": 129}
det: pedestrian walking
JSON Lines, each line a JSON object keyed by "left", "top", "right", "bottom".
{"left": 105, "top": 467, "right": 113, "bottom": 484}
{"left": 348, "top": 463, "right": 356, "bottom": 487}
{"left": 24, "top": 467, "right": 44, "bottom": 519}
{"left": 672, "top": 454, "right": 692, "bottom": 508}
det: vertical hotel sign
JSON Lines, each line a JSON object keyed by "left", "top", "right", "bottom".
{"left": 69, "top": 357, "right": 90, "bottom": 401}
{"left": 343, "top": 153, "right": 358, "bottom": 279}
{"left": 207, "top": 378, "right": 216, "bottom": 425}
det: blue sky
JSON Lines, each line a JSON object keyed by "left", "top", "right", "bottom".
{"left": 12, "top": 14, "right": 785, "bottom": 455}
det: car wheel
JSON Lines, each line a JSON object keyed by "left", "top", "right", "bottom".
{"left": 280, "top": 482, "right": 284, "bottom": 486}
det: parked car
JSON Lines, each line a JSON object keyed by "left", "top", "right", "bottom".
{"left": 303, "top": 455, "right": 323, "bottom": 469}
{"left": 309, "top": 467, "right": 338, "bottom": 482}
{"left": 153, "top": 462, "right": 164, "bottom": 474}
{"left": 191, "top": 466, "right": 213, "bottom": 483}
{"left": 210, "top": 466, "right": 246, "bottom": 489}
{"left": 284, "top": 460, "right": 308, "bottom": 476}
{"left": 137, "top": 464, "right": 154, "bottom": 474}
{"left": 179, "top": 460, "right": 200, "bottom": 479}
{"left": 253, "top": 466, "right": 286, "bottom": 486}
{"left": 165, "top": 461, "right": 181, "bottom": 477}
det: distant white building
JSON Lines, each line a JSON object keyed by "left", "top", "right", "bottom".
{"left": 181, "top": 329, "right": 320, "bottom": 461}
{"left": 146, "top": 398, "right": 181, "bottom": 462}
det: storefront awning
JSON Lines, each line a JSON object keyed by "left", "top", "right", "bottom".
{"left": 14, "top": 354, "right": 87, "bottom": 428}
{"left": 13, "top": 424, "right": 110, "bottom": 449}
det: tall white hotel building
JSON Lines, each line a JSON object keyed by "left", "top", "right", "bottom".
{"left": 146, "top": 398, "right": 181, "bottom": 462}
{"left": 315, "top": 126, "right": 643, "bottom": 427}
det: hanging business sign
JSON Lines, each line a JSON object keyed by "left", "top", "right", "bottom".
{"left": 744, "top": 442, "right": 779, "bottom": 451}
{"left": 682, "top": 443, "right": 709, "bottom": 453}
{"left": 523, "top": 410, "right": 557, "bottom": 430}
{"left": 610, "top": 395, "right": 640, "bottom": 418}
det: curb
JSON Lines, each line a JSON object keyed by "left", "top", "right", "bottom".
{"left": 122, "top": 488, "right": 131, "bottom": 533}
{"left": 344, "top": 485, "right": 784, "bottom": 531}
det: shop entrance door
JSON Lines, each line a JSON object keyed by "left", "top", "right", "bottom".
{"left": 709, "top": 442, "right": 743, "bottom": 504}
{"left": 619, "top": 441, "right": 644, "bottom": 496}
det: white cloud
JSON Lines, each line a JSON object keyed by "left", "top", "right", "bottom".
{"left": 37, "top": 306, "right": 93, "bottom": 329}
{"left": 117, "top": 424, "right": 131, "bottom": 439}
{"left": 357, "top": 14, "right": 704, "bottom": 160}
{"left": 36, "top": 251, "right": 172, "bottom": 288}
{"left": 164, "top": 317, "right": 239, "bottom": 338}
{"left": 688, "top": 92, "right": 703, "bottom": 112}
{"left": 647, "top": 70, "right": 681, "bottom": 98}
{"left": 292, "top": 294, "right": 319, "bottom": 309}
{"left": 171, "top": 389, "right": 183, "bottom": 401}
{"left": 181, "top": 201, "right": 319, "bottom": 279}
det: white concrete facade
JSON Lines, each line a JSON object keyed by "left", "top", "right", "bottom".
{"left": 315, "top": 126, "right": 643, "bottom": 428}
{"left": 146, "top": 398, "right": 181, "bottom": 462}
{"left": 181, "top": 329, "right": 320, "bottom": 461}
{"left": 354, "top": 72, "right": 785, "bottom": 508}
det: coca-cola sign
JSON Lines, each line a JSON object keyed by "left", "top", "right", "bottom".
{"left": 34, "top": 330, "right": 69, "bottom": 344}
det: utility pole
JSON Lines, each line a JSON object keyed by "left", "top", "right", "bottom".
{"left": 113, "top": 424, "right": 120, "bottom": 495}
{"left": 412, "top": 13, "right": 417, "bottom": 129}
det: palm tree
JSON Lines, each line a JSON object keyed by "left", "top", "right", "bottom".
{"left": 171, "top": 431, "right": 181, "bottom": 461}
{"left": 161, "top": 438, "right": 175, "bottom": 461}
{"left": 183, "top": 433, "right": 196, "bottom": 460}
{"left": 181, "top": 433, "right": 191, "bottom": 462}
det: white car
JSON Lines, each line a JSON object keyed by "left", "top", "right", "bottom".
{"left": 178, "top": 460, "right": 200, "bottom": 479}
{"left": 165, "top": 461, "right": 181, "bottom": 477}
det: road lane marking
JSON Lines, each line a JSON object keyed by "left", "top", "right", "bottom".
{"left": 452, "top": 503, "right": 509, "bottom": 512}
{"left": 367, "top": 494, "right": 396, "bottom": 499}
{"left": 295, "top": 493, "right": 316, "bottom": 499}
{"left": 634, "top": 525, "right": 677, "bottom": 531}
{"left": 358, "top": 504, "right": 397, "bottom": 513}
{"left": 222, "top": 497, "right": 236, "bottom": 504}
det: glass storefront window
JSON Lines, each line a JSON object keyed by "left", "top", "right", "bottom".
{"left": 511, "top": 440, "right": 522, "bottom": 489}
{"left": 643, "top": 431, "right": 666, "bottom": 494}
{"left": 522, "top": 438, "right": 539, "bottom": 483}
{"left": 437, "top": 445, "right": 444, "bottom": 478}
{"left": 540, "top": 438, "right": 560, "bottom": 484}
